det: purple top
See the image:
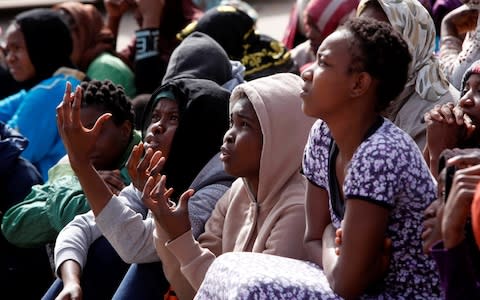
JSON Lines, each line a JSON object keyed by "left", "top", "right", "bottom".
{"left": 302, "top": 118, "right": 441, "bottom": 298}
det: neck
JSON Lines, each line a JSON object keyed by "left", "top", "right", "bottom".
{"left": 324, "top": 101, "right": 379, "bottom": 161}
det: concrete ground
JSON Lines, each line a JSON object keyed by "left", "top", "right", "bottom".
{"left": 0, "top": 0, "right": 294, "bottom": 51}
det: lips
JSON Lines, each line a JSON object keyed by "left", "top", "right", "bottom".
{"left": 220, "top": 145, "right": 232, "bottom": 161}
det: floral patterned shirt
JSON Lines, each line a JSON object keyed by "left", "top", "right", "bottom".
{"left": 302, "top": 118, "right": 441, "bottom": 299}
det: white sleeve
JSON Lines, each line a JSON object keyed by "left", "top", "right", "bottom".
{"left": 95, "top": 189, "right": 159, "bottom": 263}
{"left": 54, "top": 210, "right": 101, "bottom": 275}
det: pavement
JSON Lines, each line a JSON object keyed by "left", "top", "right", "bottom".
{"left": 0, "top": 0, "right": 294, "bottom": 51}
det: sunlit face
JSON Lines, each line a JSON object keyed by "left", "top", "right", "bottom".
{"left": 459, "top": 73, "right": 480, "bottom": 126}
{"left": 80, "top": 106, "right": 131, "bottom": 170}
{"left": 5, "top": 24, "right": 35, "bottom": 82}
{"left": 220, "top": 97, "right": 262, "bottom": 180}
{"left": 143, "top": 99, "right": 179, "bottom": 161}
{"left": 300, "top": 29, "right": 356, "bottom": 119}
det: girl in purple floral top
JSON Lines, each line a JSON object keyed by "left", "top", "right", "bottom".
{"left": 300, "top": 18, "right": 441, "bottom": 299}
{"left": 194, "top": 17, "right": 441, "bottom": 300}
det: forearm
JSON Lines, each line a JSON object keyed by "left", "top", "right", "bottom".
{"left": 106, "top": 15, "right": 122, "bottom": 40}
{"left": 70, "top": 162, "right": 113, "bottom": 216}
{"left": 59, "top": 260, "right": 82, "bottom": 285}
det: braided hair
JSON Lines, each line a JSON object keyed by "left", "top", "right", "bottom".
{"left": 80, "top": 80, "right": 134, "bottom": 134}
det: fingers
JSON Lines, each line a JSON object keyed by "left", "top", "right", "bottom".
{"left": 148, "top": 153, "right": 165, "bottom": 177}
{"left": 177, "top": 189, "right": 194, "bottom": 211}
{"left": 71, "top": 85, "right": 83, "bottom": 126}
{"left": 126, "top": 142, "right": 144, "bottom": 178}
{"left": 99, "top": 170, "right": 125, "bottom": 195}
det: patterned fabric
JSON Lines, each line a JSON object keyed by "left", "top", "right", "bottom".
{"left": 301, "top": 119, "right": 442, "bottom": 298}
{"left": 195, "top": 252, "right": 341, "bottom": 300}
{"left": 306, "top": 0, "right": 359, "bottom": 40}
{"left": 358, "top": 0, "right": 450, "bottom": 102}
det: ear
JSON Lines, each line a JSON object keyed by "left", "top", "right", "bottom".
{"left": 350, "top": 72, "right": 372, "bottom": 98}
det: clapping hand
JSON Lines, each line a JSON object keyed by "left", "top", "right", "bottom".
{"left": 142, "top": 173, "right": 194, "bottom": 241}
{"left": 127, "top": 142, "right": 165, "bottom": 191}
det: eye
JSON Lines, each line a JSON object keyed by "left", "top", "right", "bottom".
{"left": 151, "top": 113, "right": 160, "bottom": 123}
{"left": 241, "top": 121, "right": 249, "bottom": 128}
{"left": 169, "top": 114, "right": 179, "bottom": 122}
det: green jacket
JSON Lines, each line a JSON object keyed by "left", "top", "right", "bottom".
{"left": 1, "top": 131, "right": 141, "bottom": 248}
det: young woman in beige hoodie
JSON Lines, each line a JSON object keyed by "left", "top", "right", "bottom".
{"left": 141, "top": 73, "right": 316, "bottom": 299}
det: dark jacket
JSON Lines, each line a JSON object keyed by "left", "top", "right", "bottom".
{"left": 142, "top": 32, "right": 232, "bottom": 200}
{"left": 0, "top": 121, "right": 42, "bottom": 212}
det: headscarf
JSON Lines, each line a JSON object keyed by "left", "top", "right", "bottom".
{"left": 53, "top": 2, "right": 115, "bottom": 71}
{"left": 460, "top": 59, "right": 480, "bottom": 96}
{"left": 305, "top": 0, "right": 359, "bottom": 41}
{"left": 141, "top": 33, "right": 231, "bottom": 200}
{"left": 358, "top": 0, "right": 450, "bottom": 101}
{"left": 14, "top": 8, "right": 74, "bottom": 86}
{"left": 178, "top": 5, "right": 295, "bottom": 81}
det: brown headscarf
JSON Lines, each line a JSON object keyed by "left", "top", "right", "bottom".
{"left": 53, "top": 2, "right": 115, "bottom": 71}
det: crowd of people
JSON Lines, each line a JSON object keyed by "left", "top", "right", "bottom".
{"left": 1, "top": 0, "right": 480, "bottom": 299}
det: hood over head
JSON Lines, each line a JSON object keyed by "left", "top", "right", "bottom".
{"left": 14, "top": 8, "right": 74, "bottom": 85}
{"left": 162, "top": 32, "right": 232, "bottom": 86}
{"left": 229, "top": 73, "right": 316, "bottom": 205}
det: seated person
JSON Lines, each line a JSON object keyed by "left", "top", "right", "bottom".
{"left": 103, "top": 0, "right": 202, "bottom": 94}
{"left": 1, "top": 80, "right": 139, "bottom": 249}
{"left": 439, "top": 0, "right": 480, "bottom": 89}
{"left": 196, "top": 17, "right": 441, "bottom": 299}
{"left": 0, "top": 8, "right": 85, "bottom": 180}
{"left": 53, "top": 1, "right": 136, "bottom": 98}
{"left": 291, "top": 0, "right": 359, "bottom": 73}
{"left": 422, "top": 148, "right": 480, "bottom": 299}
{"left": 0, "top": 121, "right": 46, "bottom": 300}
{"left": 177, "top": 4, "right": 298, "bottom": 80}
{"left": 423, "top": 59, "right": 480, "bottom": 177}
{"left": 44, "top": 32, "right": 234, "bottom": 300}
{"left": 358, "top": 0, "right": 460, "bottom": 150}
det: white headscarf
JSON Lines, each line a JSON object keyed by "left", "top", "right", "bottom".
{"left": 358, "top": 0, "right": 450, "bottom": 101}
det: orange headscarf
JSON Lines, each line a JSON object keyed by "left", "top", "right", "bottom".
{"left": 54, "top": 2, "right": 115, "bottom": 71}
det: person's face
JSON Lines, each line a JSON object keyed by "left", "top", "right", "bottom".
{"left": 80, "top": 106, "right": 132, "bottom": 170}
{"left": 220, "top": 98, "right": 262, "bottom": 180}
{"left": 459, "top": 73, "right": 480, "bottom": 125}
{"left": 358, "top": 3, "right": 390, "bottom": 24}
{"left": 144, "top": 99, "right": 179, "bottom": 161}
{"left": 300, "top": 29, "right": 356, "bottom": 119}
{"left": 5, "top": 24, "right": 35, "bottom": 82}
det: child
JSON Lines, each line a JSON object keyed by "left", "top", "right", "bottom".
{"left": 196, "top": 17, "right": 441, "bottom": 299}
{"left": 0, "top": 8, "right": 85, "bottom": 180}
{"left": 2, "top": 80, "right": 139, "bottom": 248}
{"left": 142, "top": 73, "right": 316, "bottom": 298}
{"left": 48, "top": 32, "right": 234, "bottom": 300}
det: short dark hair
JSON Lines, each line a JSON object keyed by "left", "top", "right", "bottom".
{"left": 341, "top": 18, "right": 412, "bottom": 112}
{"left": 80, "top": 80, "right": 134, "bottom": 129}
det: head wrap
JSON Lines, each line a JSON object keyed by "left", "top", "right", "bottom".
{"left": 14, "top": 8, "right": 73, "bottom": 84}
{"left": 53, "top": 2, "right": 114, "bottom": 71}
{"left": 305, "top": 0, "right": 359, "bottom": 41}
{"left": 460, "top": 60, "right": 480, "bottom": 96}
{"left": 178, "top": 5, "right": 294, "bottom": 81}
{"left": 358, "top": 0, "right": 450, "bottom": 101}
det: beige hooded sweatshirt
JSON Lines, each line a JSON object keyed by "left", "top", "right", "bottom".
{"left": 153, "top": 73, "right": 316, "bottom": 299}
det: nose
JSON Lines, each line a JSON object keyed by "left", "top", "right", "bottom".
{"left": 151, "top": 121, "right": 166, "bottom": 135}
{"left": 459, "top": 91, "right": 475, "bottom": 109}
{"left": 301, "top": 67, "right": 313, "bottom": 82}
{"left": 223, "top": 129, "right": 235, "bottom": 144}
